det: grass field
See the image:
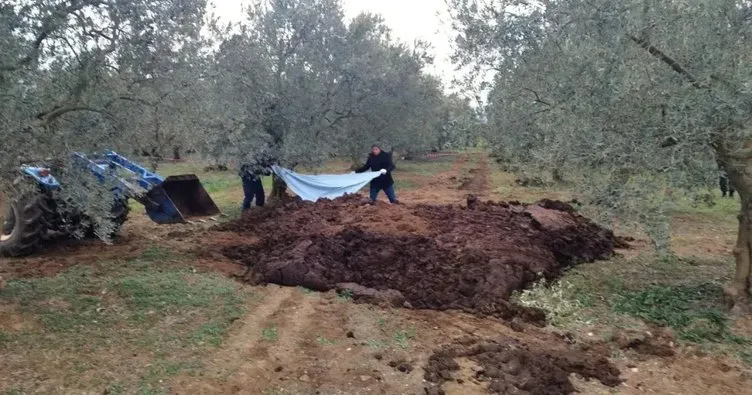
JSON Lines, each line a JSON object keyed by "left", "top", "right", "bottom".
{"left": 1, "top": 153, "right": 749, "bottom": 394}
{"left": 0, "top": 246, "right": 252, "bottom": 394}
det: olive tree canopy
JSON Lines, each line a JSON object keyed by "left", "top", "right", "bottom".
{"left": 0, "top": 0, "right": 208, "bottom": 191}
{"left": 447, "top": 0, "right": 752, "bottom": 310}
{"left": 204, "top": 0, "right": 464, "bottom": 196}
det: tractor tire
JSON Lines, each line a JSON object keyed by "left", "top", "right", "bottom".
{"left": 0, "top": 195, "right": 47, "bottom": 257}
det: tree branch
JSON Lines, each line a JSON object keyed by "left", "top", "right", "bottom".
{"left": 627, "top": 34, "right": 705, "bottom": 90}
{"left": 37, "top": 106, "right": 113, "bottom": 126}
{"left": 324, "top": 109, "right": 354, "bottom": 128}
{"left": 0, "top": 0, "right": 107, "bottom": 73}
{"left": 522, "top": 87, "right": 551, "bottom": 106}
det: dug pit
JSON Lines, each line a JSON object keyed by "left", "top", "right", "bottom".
{"left": 218, "top": 195, "right": 617, "bottom": 322}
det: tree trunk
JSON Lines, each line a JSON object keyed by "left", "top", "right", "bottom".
{"left": 719, "top": 148, "right": 752, "bottom": 313}
{"left": 271, "top": 174, "right": 288, "bottom": 200}
{"left": 726, "top": 195, "right": 752, "bottom": 313}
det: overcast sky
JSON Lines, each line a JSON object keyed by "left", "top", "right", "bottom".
{"left": 210, "top": 0, "right": 456, "bottom": 86}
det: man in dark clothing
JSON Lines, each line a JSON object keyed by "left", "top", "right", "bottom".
{"left": 355, "top": 144, "right": 398, "bottom": 204}
{"left": 239, "top": 162, "right": 271, "bottom": 210}
{"left": 720, "top": 173, "right": 735, "bottom": 198}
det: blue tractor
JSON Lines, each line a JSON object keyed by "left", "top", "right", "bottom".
{"left": 0, "top": 151, "right": 220, "bottom": 257}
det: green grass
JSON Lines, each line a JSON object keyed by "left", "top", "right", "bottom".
{"left": 0, "top": 249, "right": 250, "bottom": 393}
{"left": 376, "top": 317, "right": 386, "bottom": 330}
{"left": 514, "top": 253, "right": 751, "bottom": 361}
{"left": 612, "top": 282, "right": 745, "bottom": 344}
{"left": 138, "top": 245, "right": 180, "bottom": 262}
{"left": 487, "top": 161, "right": 571, "bottom": 202}
{"left": 366, "top": 339, "right": 387, "bottom": 350}
{"left": 262, "top": 326, "right": 278, "bottom": 342}
{"left": 336, "top": 289, "right": 353, "bottom": 303}
{"left": 316, "top": 336, "right": 336, "bottom": 345}
{"left": 137, "top": 359, "right": 204, "bottom": 394}
{"left": 296, "top": 286, "right": 315, "bottom": 295}
{"left": 115, "top": 270, "right": 239, "bottom": 314}
{"left": 0, "top": 329, "right": 11, "bottom": 349}
{"left": 392, "top": 328, "right": 417, "bottom": 349}
{"left": 672, "top": 190, "right": 740, "bottom": 219}
{"left": 394, "top": 155, "right": 456, "bottom": 176}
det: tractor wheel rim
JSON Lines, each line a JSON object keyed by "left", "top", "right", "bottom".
{"left": 1, "top": 206, "right": 15, "bottom": 241}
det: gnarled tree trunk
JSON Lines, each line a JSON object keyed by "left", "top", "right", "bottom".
{"left": 719, "top": 150, "right": 752, "bottom": 313}
{"left": 725, "top": 180, "right": 752, "bottom": 313}
{"left": 730, "top": 200, "right": 752, "bottom": 308}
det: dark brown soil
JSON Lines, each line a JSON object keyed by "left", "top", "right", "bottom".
{"left": 388, "top": 359, "right": 413, "bottom": 373}
{"left": 218, "top": 195, "right": 617, "bottom": 323}
{"left": 423, "top": 337, "right": 622, "bottom": 395}
{"left": 458, "top": 155, "right": 489, "bottom": 193}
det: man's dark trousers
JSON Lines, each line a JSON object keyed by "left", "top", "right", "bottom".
{"left": 242, "top": 177, "right": 265, "bottom": 209}
{"left": 370, "top": 185, "right": 397, "bottom": 203}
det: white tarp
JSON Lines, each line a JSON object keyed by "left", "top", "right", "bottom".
{"left": 271, "top": 165, "right": 381, "bottom": 202}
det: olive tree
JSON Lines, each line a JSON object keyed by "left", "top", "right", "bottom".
{"left": 335, "top": 13, "right": 443, "bottom": 163}
{"left": 435, "top": 93, "right": 482, "bottom": 151}
{"left": 207, "top": 0, "right": 453, "bottom": 195}
{"left": 448, "top": 0, "right": 752, "bottom": 310}
{"left": 0, "top": 0, "right": 207, "bottom": 236}
{"left": 205, "top": 0, "right": 354, "bottom": 197}
{"left": 114, "top": 38, "right": 210, "bottom": 167}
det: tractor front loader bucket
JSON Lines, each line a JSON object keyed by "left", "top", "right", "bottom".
{"left": 144, "top": 174, "right": 220, "bottom": 224}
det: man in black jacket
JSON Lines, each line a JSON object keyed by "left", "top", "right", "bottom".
{"left": 356, "top": 144, "right": 398, "bottom": 204}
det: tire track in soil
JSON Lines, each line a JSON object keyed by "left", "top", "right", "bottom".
{"left": 171, "top": 286, "right": 415, "bottom": 395}
{"left": 458, "top": 153, "right": 490, "bottom": 198}
{"left": 225, "top": 286, "right": 323, "bottom": 394}
{"left": 171, "top": 285, "right": 309, "bottom": 394}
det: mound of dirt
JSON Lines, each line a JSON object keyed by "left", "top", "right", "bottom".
{"left": 219, "top": 195, "right": 616, "bottom": 321}
{"left": 423, "top": 337, "right": 622, "bottom": 395}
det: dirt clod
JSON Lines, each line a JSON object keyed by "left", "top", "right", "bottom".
{"left": 219, "top": 195, "right": 616, "bottom": 322}
{"left": 388, "top": 359, "right": 413, "bottom": 373}
{"left": 614, "top": 328, "right": 676, "bottom": 358}
{"left": 424, "top": 337, "right": 622, "bottom": 395}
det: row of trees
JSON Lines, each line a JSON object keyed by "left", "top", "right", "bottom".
{"left": 447, "top": 0, "right": 752, "bottom": 310}
{"left": 1, "top": 0, "right": 481, "bottom": 196}
{"left": 201, "top": 0, "right": 483, "bottom": 172}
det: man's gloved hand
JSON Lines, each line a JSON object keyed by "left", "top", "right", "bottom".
{"left": 380, "top": 169, "right": 387, "bottom": 175}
